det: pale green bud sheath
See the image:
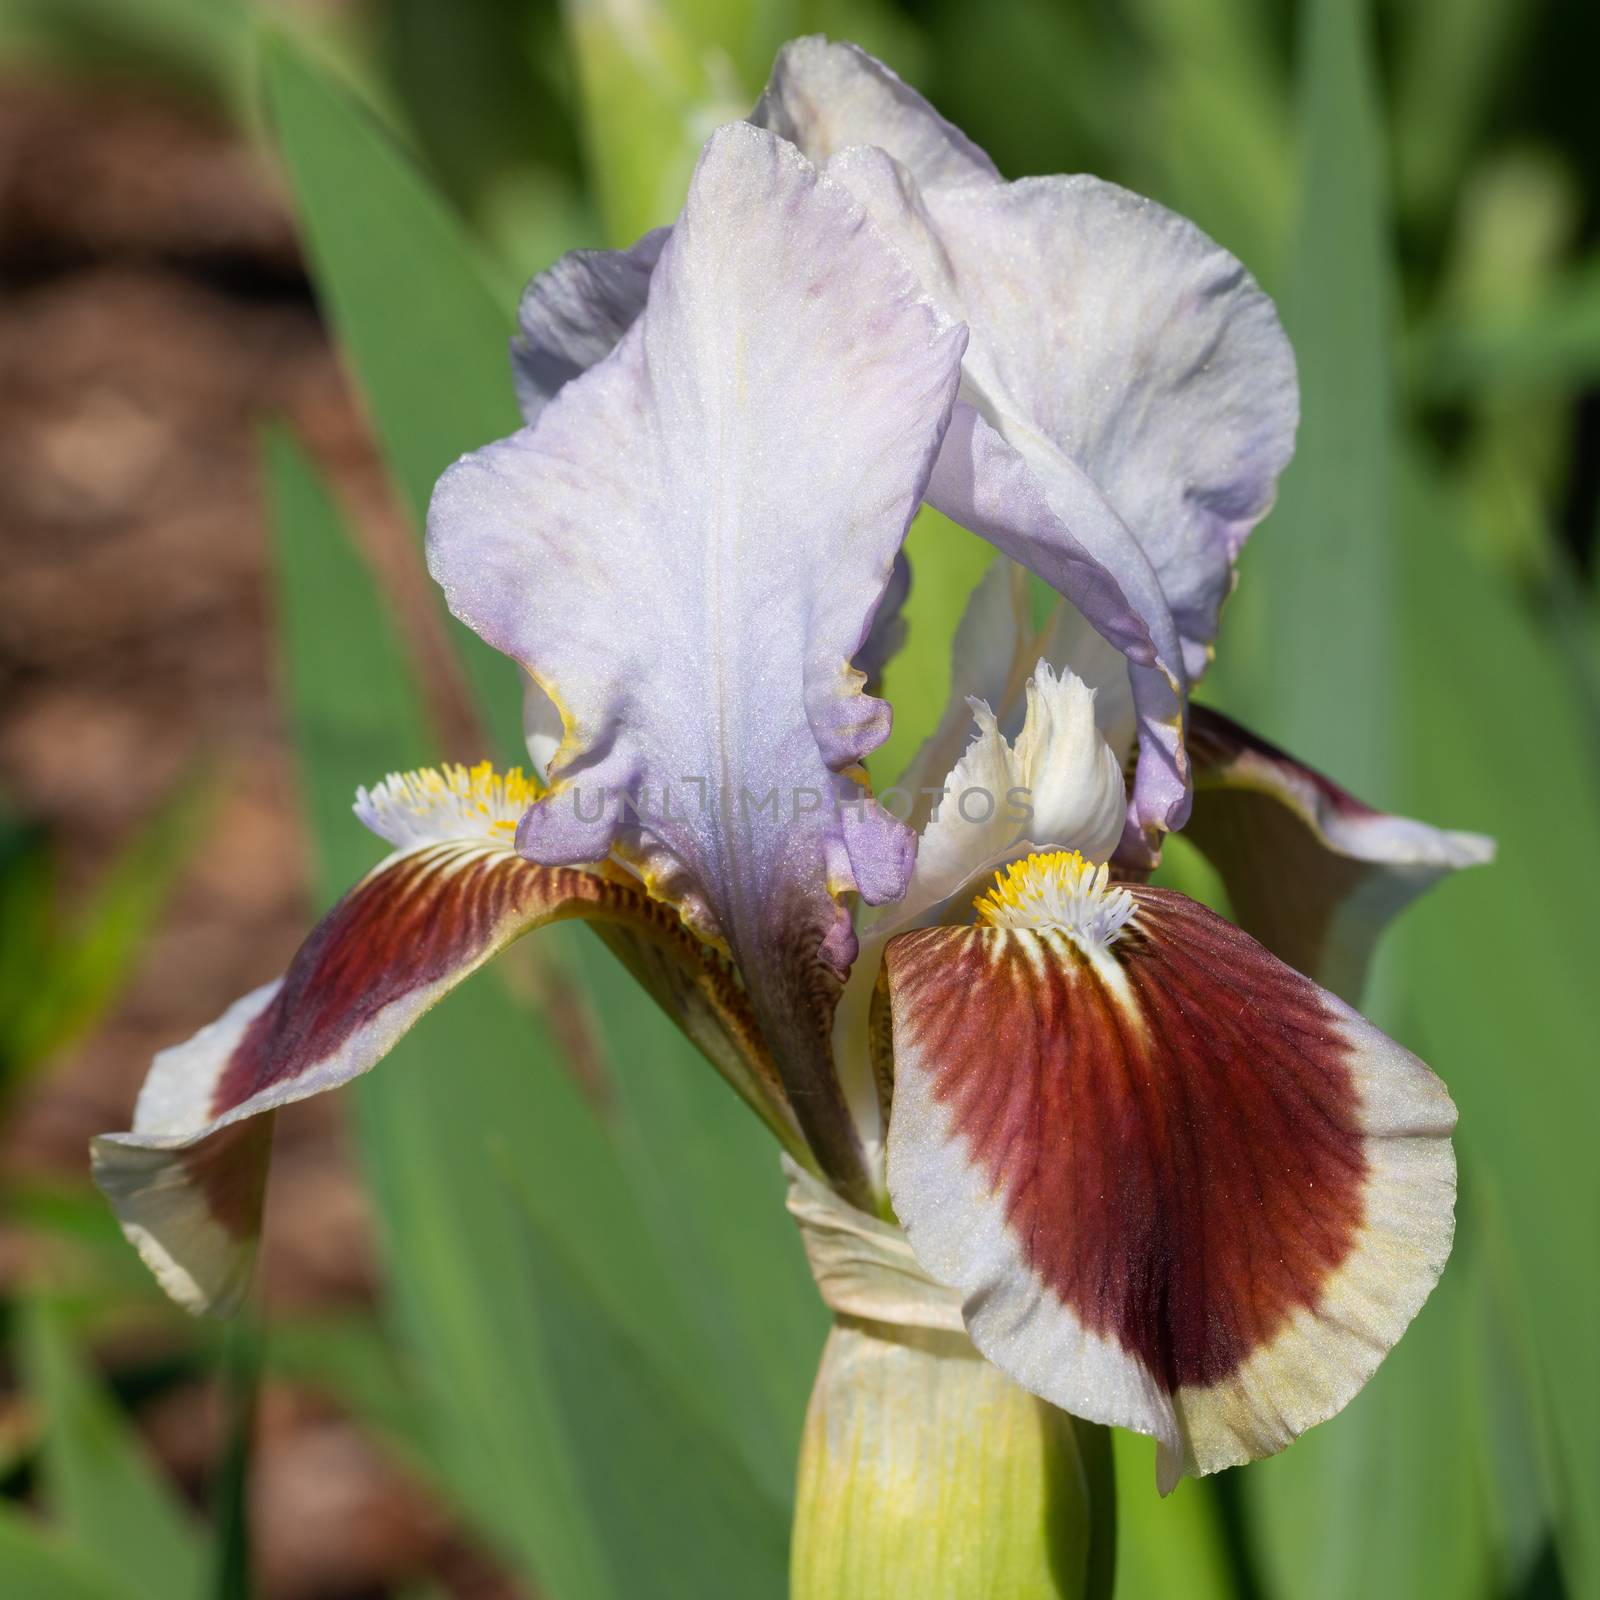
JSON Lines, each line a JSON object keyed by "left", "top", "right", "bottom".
{"left": 786, "top": 1162, "right": 1111, "bottom": 1598}
{"left": 793, "top": 1321, "right": 1103, "bottom": 1600}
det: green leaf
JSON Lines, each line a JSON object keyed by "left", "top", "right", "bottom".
{"left": 375, "top": 0, "right": 594, "bottom": 262}
{"left": 1109, "top": 1436, "right": 1231, "bottom": 1600}
{"left": 1209, "top": 0, "right": 1396, "bottom": 798}
{"left": 1218, "top": 4, "right": 1493, "bottom": 1592}
{"left": 1396, "top": 460, "right": 1600, "bottom": 1597}
{"left": 16, "top": 1295, "right": 205, "bottom": 1600}
{"left": 0, "top": 1508, "right": 145, "bottom": 1600}
{"left": 1392, "top": 0, "right": 1532, "bottom": 225}
{"left": 1425, "top": 255, "right": 1600, "bottom": 394}
{"left": 261, "top": 31, "right": 527, "bottom": 760}
{"left": 0, "top": 782, "right": 202, "bottom": 1097}
{"left": 1125, "top": 0, "right": 1293, "bottom": 276}
{"left": 565, "top": 934, "right": 825, "bottom": 1508}
{"left": 561, "top": 0, "right": 748, "bottom": 245}
{"left": 208, "top": 1315, "right": 261, "bottom": 1600}
{"left": 519, "top": 1216, "right": 791, "bottom": 1598}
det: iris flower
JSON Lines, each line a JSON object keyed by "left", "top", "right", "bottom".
{"left": 94, "top": 38, "right": 1490, "bottom": 1497}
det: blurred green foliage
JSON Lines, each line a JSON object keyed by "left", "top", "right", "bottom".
{"left": 2, "top": 0, "right": 1597, "bottom": 1596}
{"left": 0, "top": 788, "right": 202, "bottom": 1108}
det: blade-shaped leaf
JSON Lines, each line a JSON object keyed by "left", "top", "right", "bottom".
{"left": 1392, "top": 0, "right": 1532, "bottom": 224}
{"left": 1223, "top": 3, "right": 1491, "bottom": 1591}
{"left": 1208, "top": 0, "right": 1395, "bottom": 798}
{"left": 1397, "top": 460, "right": 1600, "bottom": 1597}
{"left": 1109, "top": 1435, "right": 1231, "bottom": 1600}
{"left": 209, "top": 1315, "right": 260, "bottom": 1600}
{"left": 261, "top": 32, "right": 525, "bottom": 760}
{"left": 0, "top": 1508, "right": 146, "bottom": 1600}
{"left": 565, "top": 933, "right": 825, "bottom": 1507}
{"left": 0, "top": 782, "right": 202, "bottom": 1097}
{"left": 519, "top": 1212, "right": 791, "bottom": 1597}
{"left": 16, "top": 1295, "right": 205, "bottom": 1600}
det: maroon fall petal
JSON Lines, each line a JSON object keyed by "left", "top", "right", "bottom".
{"left": 92, "top": 839, "right": 779, "bottom": 1316}
{"left": 883, "top": 879, "right": 1455, "bottom": 1488}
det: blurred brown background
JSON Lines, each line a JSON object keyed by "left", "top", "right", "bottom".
{"left": 1, "top": 66, "right": 521, "bottom": 1599}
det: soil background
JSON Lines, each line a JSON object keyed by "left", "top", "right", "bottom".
{"left": 1, "top": 70, "right": 524, "bottom": 1599}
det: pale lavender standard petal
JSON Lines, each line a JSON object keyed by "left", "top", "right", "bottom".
{"left": 853, "top": 548, "right": 912, "bottom": 696}
{"left": 920, "top": 174, "right": 1298, "bottom": 685}
{"left": 758, "top": 39, "right": 1299, "bottom": 838}
{"left": 510, "top": 228, "right": 666, "bottom": 425}
{"left": 429, "top": 123, "right": 966, "bottom": 1198}
{"left": 753, "top": 34, "right": 997, "bottom": 191}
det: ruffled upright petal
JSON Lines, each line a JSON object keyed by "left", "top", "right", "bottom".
{"left": 882, "top": 856, "right": 1455, "bottom": 1490}
{"left": 919, "top": 174, "right": 1298, "bottom": 685}
{"left": 753, "top": 35, "right": 997, "bottom": 191}
{"left": 1184, "top": 706, "right": 1495, "bottom": 1000}
{"left": 757, "top": 40, "right": 1299, "bottom": 840}
{"left": 428, "top": 124, "right": 966, "bottom": 1195}
{"left": 511, "top": 228, "right": 666, "bottom": 425}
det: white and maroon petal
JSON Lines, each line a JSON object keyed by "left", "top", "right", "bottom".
{"left": 882, "top": 864, "right": 1455, "bottom": 1488}
{"left": 839, "top": 654, "right": 1128, "bottom": 1180}
{"left": 1184, "top": 706, "right": 1495, "bottom": 1000}
{"left": 93, "top": 767, "right": 784, "bottom": 1316}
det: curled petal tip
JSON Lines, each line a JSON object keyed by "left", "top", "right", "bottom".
{"left": 1185, "top": 706, "right": 1497, "bottom": 998}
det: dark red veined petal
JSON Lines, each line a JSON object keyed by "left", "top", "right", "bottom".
{"left": 882, "top": 879, "right": 1455, "bottom": 1489}
{"left": 1183, "top": 705, "right": 1492, "bottom": 1000}
{"left": 92, "top": 838, "right": 783, "bottom": 1316}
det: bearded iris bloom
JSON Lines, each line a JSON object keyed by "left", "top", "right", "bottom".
{"left": 94, "top": 33, "right": 1490, "bottom": 1523}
